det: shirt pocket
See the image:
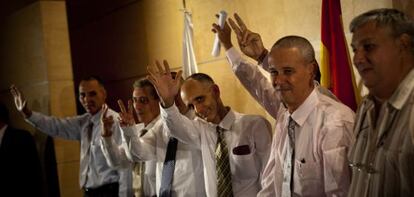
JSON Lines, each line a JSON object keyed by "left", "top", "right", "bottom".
{"left": 232, "top": 151, "right": 258, "bottom": 180}
{"left": 294, "top": 159, "right": 322, "bottom": 195}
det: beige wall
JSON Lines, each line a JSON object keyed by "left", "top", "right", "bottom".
{"left": 0, "top": 1, "right": 80, "bottom": 196}
{"left": 140, "top": 0, "right": 393, "bottom": 123}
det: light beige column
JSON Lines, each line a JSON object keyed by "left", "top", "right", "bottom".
{"left": 0, "top": 1, "right": 80, "bottom": 196}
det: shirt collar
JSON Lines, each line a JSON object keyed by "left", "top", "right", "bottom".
{"left": 144, "top": 115, "right": 160, "bottom": 130}
{"left": 387, "top": 68, "right": 414, "bottom": 110}
{"left": 89, "top": 109, "right": 103, "bottom": 125}
{"left": 217, "top": 107, "right": 235, "bottom": 131}
{"left": 290, "top": 87, "right": 318, "bottom": 127}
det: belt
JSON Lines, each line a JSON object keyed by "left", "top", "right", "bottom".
{"left": 84, "top": 182, "right": 119, "bottom": 194}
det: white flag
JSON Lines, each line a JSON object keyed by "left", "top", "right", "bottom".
{"left": 182, "top": 11, "right": 198, "bottom": 78}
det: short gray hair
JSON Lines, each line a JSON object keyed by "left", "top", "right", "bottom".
{"left": 350, "top": 8, "right": 414, "bottom": 52}
{"left": 271, "top": 35, "right": 316, "bottom": 63}
{"left": 271, "top": 35, "right": 320, "bottom": 82}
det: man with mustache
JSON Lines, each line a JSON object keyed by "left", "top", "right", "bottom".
{"left": 147, "top": 64, "right": 272, "bottom": 197}
{"left": 212, "top": 14, "right": 355, "bottom": 196}
{"left": 347, "top": 8, "right": 414, "bottom": 196}
{"left": 10, "top": 77, "right": 132, "bottom": 197}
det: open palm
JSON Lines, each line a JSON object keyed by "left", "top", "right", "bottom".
{"left": 10, "top": 84, "right": 27, "bottom": 112}
{"left": 147, "top": 60, "right": 182, "bottom": 107}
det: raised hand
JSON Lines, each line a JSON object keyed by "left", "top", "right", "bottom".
{"left": 101, "top": 104, "right": 114, "bottom": 137}
{"left": 9, "top": 84, "right": 32, "bottom": 118}
{"left": 117, "top": 99, "right": 135, "bottom": 127}
{"left": 212, "top": 14, "right": 233, "bottom": 50}
{"left": 228, "top": 13, "right": 267, "bottom": 62}
{"left": 147, "top": 60, "right": 182, "bottom": 108}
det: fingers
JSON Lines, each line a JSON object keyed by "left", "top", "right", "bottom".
{"left": 155, "top": 60, "right": 164, "bottom": 74}
{"left": 228, "top": 18, "right": 242, "bottom": 38}
{"left": 147, "top": 73, "right": 157, "bottom": 87}
{"left": 127, "top": 99, "right": 134, "bottom": 115}
{"left": 241, "top": 29, "right": 250, "bottom": 46}
{"left": 234, "top": 13, "right": 247, "bottom": 32}
{"left": 163, "top": 60, "right": 172, "bottom": 78}
{"left": 105, "top": 115, "right": 114, "bottom": 123}
{"left": 174, "top": 70, "right": 183, "bottom": 84}
{"left": 10, "top": 84, "right": 21, "bottom": 98}
{"left": 117, "top": 99, "right": 127, "bottom": 113}
{"left": 211, "top": 23, "right": 221, "bottom": 33}
{"left": 147, "top": 66, "right": 157, "bottom": 78}
{"left": 101, "top": 104, "right": 108, "bottom": 120}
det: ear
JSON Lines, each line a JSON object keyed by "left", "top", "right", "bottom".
{"left": 306, "top": 61, "right": 315, "bottom": 76}
{"left": 312, "top": 61, "right": 321, "bottom": 83}
{"left": 102, "top": 88, "right": 107, "bottom": 100}
{"left": 211, "top": 84, "right": 220, "bottom": 98}
{"left": 399, "top": 33, "right": 412, "bottom": 51}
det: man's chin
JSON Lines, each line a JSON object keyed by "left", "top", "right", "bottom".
{"left": 85, "top": 108, "right": 98, "bottom": 115}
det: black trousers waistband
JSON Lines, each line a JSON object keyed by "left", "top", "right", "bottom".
{"left": 83, "top": 182, "right": 119, "bottom": 197}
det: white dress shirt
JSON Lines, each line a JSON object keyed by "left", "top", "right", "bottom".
{"left": 26, "top": 109, "right": 132, "bottom": 197}
{"left": 226, "top": 47, "right": 355, "bottom": 196}
{"left": 161, "top": 105, "right": 272, "bottom": 197}
{"left": 102, "top": 116, "right": 159, "bottom": 197}
{"left": 102, "top": 110, "right": 206, "bottom": 197}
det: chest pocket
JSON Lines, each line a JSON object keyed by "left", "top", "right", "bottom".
{"left": 231, "top": 147, "right": 258, "bottom": 180}
{"left": 294, "top": 158, "right": 322, "bottom": 195}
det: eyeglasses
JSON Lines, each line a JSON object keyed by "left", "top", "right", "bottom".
{"left": 133, "top": 97, "right": 150, "bottom": 105}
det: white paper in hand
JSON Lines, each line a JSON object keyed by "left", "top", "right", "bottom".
{"left": 211, "top": 10, "right": 227, "bottom": 57}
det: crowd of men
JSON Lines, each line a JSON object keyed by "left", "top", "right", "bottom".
{"left": 3, "top": 7, "right": 414, "bottom": 197}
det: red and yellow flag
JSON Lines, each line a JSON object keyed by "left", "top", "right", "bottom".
{"left": 320, "top": 0, "right": 360, "bottom": 111}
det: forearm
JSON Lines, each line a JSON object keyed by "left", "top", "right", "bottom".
{"left": 122, "top": 125, "right": 157, "bottom": 162}
{"left": 226, "top": 47, "right": 280, "bottom": 118}
{"left": 25, "top": 111, "right": 81, "bottom": 140}
{"left": 101, "top": 136, "right": 131, "bottom": 168}
{"left": 160, "top": 104, "right": 200, "bottom": 147}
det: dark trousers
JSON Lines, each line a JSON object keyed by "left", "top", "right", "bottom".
{"left": 83, "top": 182, "right": 119, "bottom": 197}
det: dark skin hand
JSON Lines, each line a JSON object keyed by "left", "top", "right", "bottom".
{"left": 212, "top": 13, "right": 267, "bottom": 61}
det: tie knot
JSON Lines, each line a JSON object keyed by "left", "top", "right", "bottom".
{"left": 140, "top": 129, "right": 148, "bottom": 137}
{"left": 288, "top": 116, "right": 296, "bottom": 130}
{"left": 88, "top": 121, "right": 94, "bottom": 130}
{"left": 216, "top": 126, "right": 225, "bottom": 134}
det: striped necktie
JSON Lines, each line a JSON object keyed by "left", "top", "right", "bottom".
{"left": 282, "top": 116, "right": 296, "bottom": 197}
{"left": 215, "top": 126, "right": 233, "bottom": 197}
{"left": 80, "top": 121, "right": 94, "bottom": 187}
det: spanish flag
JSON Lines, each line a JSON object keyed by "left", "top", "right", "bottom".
{"left": 320, "top": 0, "right": 360, "bottom": 111}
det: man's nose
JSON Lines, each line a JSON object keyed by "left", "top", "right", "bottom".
{"left": 194, "top": 104, "right": 206, "bottom": 115}
{"left": 84, "top": 95, "right": 92, "bottom": 102}
{"left": 353, "top": 48, "right": 367, "bottom": 67}
{"left": 134, "top": 102, "right": 144, "bottom": 110}
{"left": 272, "top": 74, "right": 285, "bottom": 87}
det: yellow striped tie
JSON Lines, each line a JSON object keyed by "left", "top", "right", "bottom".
{"left": 215, "top": 126, "right": 233, "bottom": 197}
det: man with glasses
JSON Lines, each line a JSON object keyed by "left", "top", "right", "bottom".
{"left": 347, "top": 8, "right": 414, "bottom": 196}
{"left": 101, "top": 76, "right": 206, "bottom": 196}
